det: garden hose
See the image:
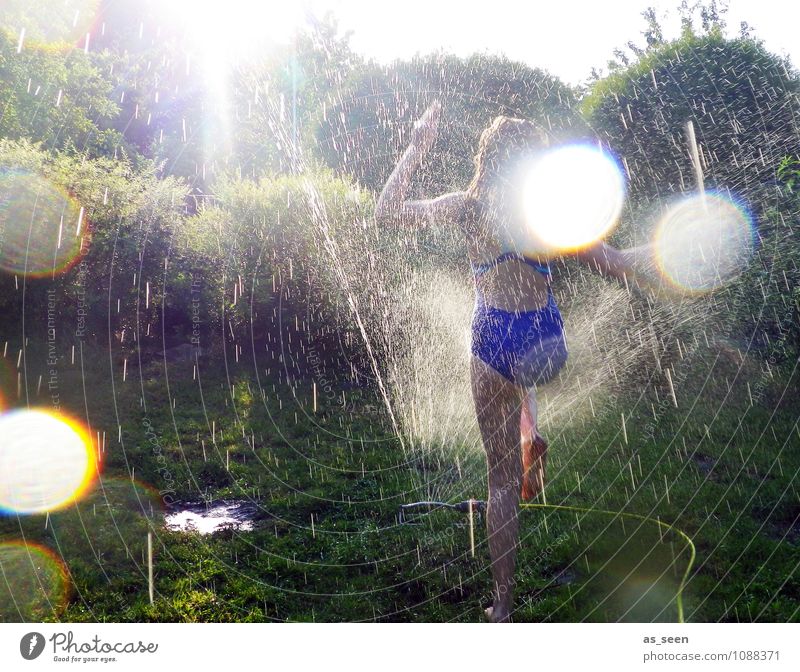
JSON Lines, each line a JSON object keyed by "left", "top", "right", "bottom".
{"left": 520, "top": 502, "right": 696, "bottom": 624}
{"left": 400, "top": 499, "right": 696, "bottom": 622}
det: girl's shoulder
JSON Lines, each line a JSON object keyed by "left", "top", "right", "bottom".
{"left": 458, "top": 196, "right": 491, "bottom": 237}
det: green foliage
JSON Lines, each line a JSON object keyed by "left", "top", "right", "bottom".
{"left": 0, "top": 29, "right": 121, "bottom": 156}
{"left": 583, "top": 31, "right": 799, "bottom": 206}
{"left": 777, "top": 155, "right": 800, "bottom": 194}
{"left": 0, "top": 0, "right": 96, "bottom": 46}
{"left": 177, "top": 169, "right": 374, "bottom": 367}
{"left": 0, "top": 139, "right": 189, "bottom": 346}
{"left": 312, "top": 52, "right": 584, "bottom": 193}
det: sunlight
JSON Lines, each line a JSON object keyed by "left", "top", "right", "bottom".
{"left": 653, "top": 192, "right": 755, "bottom": 293}
{"left": 162, "top": 0, "right": 305, "bottom": 58}
{"left": 156, "top": 0, "right": 307, "bottom": 171}
{"left": 0, "top": 409, "right": 98, "bottom": 515}
{"left": 521, "top": 144, "right": 625, "bottom": 253}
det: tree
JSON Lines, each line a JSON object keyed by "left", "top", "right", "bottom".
{"left": 0, "top": 29, "right": 121, "bottom": 156}
{"left": 311, "top": 52, "right": 583, "bottom": 194}
{"left": 583, "top": 31, "right": 799, "bottom": 210}
{"left": 583, "top": 10, "right": 800, "bottom": 350}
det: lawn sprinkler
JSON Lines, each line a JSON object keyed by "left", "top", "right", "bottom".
{"left": 399, "top": 500, "right": 486, "bottom": 557}
{"left": 398, "top": 500, "right": 485, "bottom": 523}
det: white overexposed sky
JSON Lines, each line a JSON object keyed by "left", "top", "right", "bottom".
{"left": 302, "top": 0, "right": 798, "bottom": 84}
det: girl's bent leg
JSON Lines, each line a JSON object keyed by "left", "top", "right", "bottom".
{"left": 521, "top": 388, "right": 547, "bottom": 501}
{"left": 471, "top": 355, "right": 523, "bottom": 622}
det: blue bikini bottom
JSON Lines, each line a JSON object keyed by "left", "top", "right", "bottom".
{"left": 471, "top": 290, "right": 568, "bottom": 388}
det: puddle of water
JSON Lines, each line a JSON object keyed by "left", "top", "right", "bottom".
{"left": 164, "top": 501, "right": 256, "bottom": 534}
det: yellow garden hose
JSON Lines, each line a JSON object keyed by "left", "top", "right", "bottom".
{"left": 520, "top": 502, "right": 697, "bottom": 623}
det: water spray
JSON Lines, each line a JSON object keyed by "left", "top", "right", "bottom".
{"left": 684, "top": 120, "right": 705, "bottom": 205}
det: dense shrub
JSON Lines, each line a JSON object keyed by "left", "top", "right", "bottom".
{"left": 0, "top": 139, "right": 188, "bottom": 354}
{"left": 583, "top": 30, "right": 800, "bottom": 352}
{"left": 312, "top": 52, "right": 584, "bottom": 194}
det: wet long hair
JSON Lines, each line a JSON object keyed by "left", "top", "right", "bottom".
{"left": 462, "top": 115, "right": 550, "bottom": 239}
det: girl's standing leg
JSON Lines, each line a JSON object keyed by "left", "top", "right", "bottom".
{"left": 471, "top": 355, "right": 524, "bottom": 622}
{"left": 521, "top": 387, "right": 547, "bottom": 501}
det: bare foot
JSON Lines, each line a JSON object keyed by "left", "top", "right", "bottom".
{"left": 521, "top": 434, "right": 547, "bottom": 501}
{"left": 521, "top": 469, "right": 536, "bottom": 502}
{"left": 484, "top": 605, "right": 511, "bottom": 623}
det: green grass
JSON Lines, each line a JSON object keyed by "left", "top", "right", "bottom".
{"left": 1, "top": 341, "right": 799, "bottom": 623}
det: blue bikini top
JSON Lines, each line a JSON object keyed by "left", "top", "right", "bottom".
{"left": 471, "top": 251, "right": 551, "bottom": 277}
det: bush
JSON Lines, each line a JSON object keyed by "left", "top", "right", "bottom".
{"left": 0, "top": 139, "right": 189, "bottom": 355}
{"left": 583, "top": 30, "right": 800, "bottom": 355}
{"left": 177, "top": 169, "right": 375, "bottom": 380}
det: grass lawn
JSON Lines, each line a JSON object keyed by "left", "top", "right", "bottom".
{"left": 2, "top": 338, "right": 799, "bottom": 623}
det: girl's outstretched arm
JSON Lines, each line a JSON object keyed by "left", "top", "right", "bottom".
{"left": 574, "top": 240, "right": 663, "bottom": 295}
{"left": 375, "top": 101, "right": 465, "bottom": 226}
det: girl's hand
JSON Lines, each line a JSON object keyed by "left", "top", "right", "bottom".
{"left": 411, "top": 100, "right": 442, "bottom": 154}
{"left": 620, "top": 242, "right": 657, "bottom": 273}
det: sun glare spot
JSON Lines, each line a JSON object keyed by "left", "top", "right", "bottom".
{"left": 654, "top": 192, "right": 755, "bottom": 292}
{"left": 0, "top": 171, "right": 86, "bottom": 278}
{"left": 521, "top": 144, "right": 626, "bottom": 253}
{"left": 0, "top": 541, "right": 70, "bottom": 620}
{"left": 0, "top": 409, "right": 98, "bottom": 515}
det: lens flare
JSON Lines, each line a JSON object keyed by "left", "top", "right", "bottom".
{"left": 0, "top": 409, "right": 98, "bottom": 515}
{"left": 0, "top": 171, "right": 86, "bottom": 277}
{"left": 47, "top": 477, "right": 164, "bottom": 578}
{"left": 654, "top": 192, "right": 755, "bottom": 292}
{"left": 0, "top": 541, "right": 70, "bottom": 621}
{"left": 520, "top": 144, "right": 625, "bottom": 253}
{"left": 92, "top": 476, "right": 165, "bottom": 520}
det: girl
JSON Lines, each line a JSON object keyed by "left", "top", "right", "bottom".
{"left": 376, "top": 101, "right": 655, "bottom": 622}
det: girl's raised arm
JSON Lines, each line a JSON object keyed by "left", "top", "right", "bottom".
{"left": 375, "top": 101, "right": 465, "bottom": 226}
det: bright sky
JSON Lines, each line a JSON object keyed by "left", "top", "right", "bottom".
{"left": 305, "top": 0, "right": 797, "bottom": 84}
